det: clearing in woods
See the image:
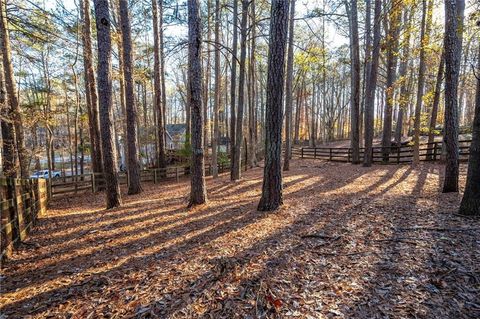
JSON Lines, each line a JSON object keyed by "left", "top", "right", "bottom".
{"left": 0, "top": 159, "right": 479, "bottom": 318}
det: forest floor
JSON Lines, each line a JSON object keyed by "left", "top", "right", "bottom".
{"left": 1, "top": 159, "right": 479, "bottom": 319}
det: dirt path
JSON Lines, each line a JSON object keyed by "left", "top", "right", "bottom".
{"left": 1, "top": 160, "right": 479, "bottom": 318}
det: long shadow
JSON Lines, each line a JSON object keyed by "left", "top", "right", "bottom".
{"left": 32, "top": 200, "right": 187, "bottom": 243}
{"left": 0, "top": 197, "right": 275, "bottom": 316}
{"left": 2, "top": 198, "right": 251, "bottom": 292}
{"left": 10, "top": 205, "right": 190, "bottom": 268}
{"left": 42, "top": 191, "right": 188, "bottom": 231}
{"left": 5, "top": 161, "right": 459, "bottom": 317}
{"left": 137, "top": 176, "right": 378, "bottom": 317}
{"left": 3, "top": 165, "right": 323, "bottom": 297}
{"left": 342, "top": 164, "right": 480, "bottom": 318}
{"left": 1, "top": 164, "right": 345, "bottom": 315}
{"left": 12, "top": 174, "right": 282, "bottom": 264}
{"left": 141, "top": 163, "right": 476, "bottom": 318}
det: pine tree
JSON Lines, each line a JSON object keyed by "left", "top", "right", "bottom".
{"left": 93, "top": 0, "right": 122, "bottom": 209}
{"left": 257, "top": 0, "right": 289, "bottom": 212}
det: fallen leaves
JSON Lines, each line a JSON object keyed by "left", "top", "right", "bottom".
{"left": 0, "top": 160, "right": 478, "bottom": 318}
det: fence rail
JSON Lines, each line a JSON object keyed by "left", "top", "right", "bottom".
{"left": 294, "top": 140, "right": 472, "bottom": 164}
{"left": 1, "top": 178, "right": 48, "bottom": 260}
{"left": 48, "top": 161, "right": 234, "bottom": 198}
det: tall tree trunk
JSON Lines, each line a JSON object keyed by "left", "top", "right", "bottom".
{"left": 413, "top": 0, "right": 432, "bottom": 165}
{"left": 203, "top": 0, "right": 211, "bottom": 156}
{"left": 443, "top": 0, "right": 465, "bottom": 192}
{"left": 0, "top": 0, "right": 28, "bottom": 177}
{"left": 257, "top": 0, "right": 289, "bottom": 212}
{"left": 345, "top": 0, "right": 360, "bottom": 164}
{"left": 248, "top": 0, "right": 257, "bottom": 168}
{"left": 310, "top": 81, "right": 316, "bottom": 147}
{"left": 212, "top": 0, "right": 221, "bottom": 178}
{"left": 363, "top": 0, "right": 381, "bottom": 167}
{"left": 427, "top": 51, "right": 445, "bottom": 159}
{"left": 231, "top": 0, "right": 248, "bottom": 181}
{"left": 187, "top": 0, "right": 207, "bottom": 207}
{"left": 394, "top": 8, "right": 413, "bottom": 146}
{"left": 0, "top": 53, "right": 20, "bottom": 255}
{"left": 381, "top": 0, "right": 401, "bottom": 162}
{"left": 119, "top": 0, "right": 142, "bottom": 194}
{"left": 160, "top": 0, "right": 167, "bottom": 149}
{"left": 152, "top": 0, "right": 167, "bottom": 168}
{"left": 0, "top": 54, "right": 17, "bottom": 177}
{"left": 459, "top": 45, "right": 480, "bottom": 215}
{"left": 80, "top": 0, "right": 103, "bottom": 174}
{"left": 93, "top": 0, "right": 122, "bottom": 209}
{"left": 229, "top": 0, "right": 238, "bottom": 181}
{"left": 283, "top": 0, "right": 295, "bottom": 171}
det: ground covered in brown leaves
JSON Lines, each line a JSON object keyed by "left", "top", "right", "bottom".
{"left": 1, "top": 160, "right": 479, "bottom": 318}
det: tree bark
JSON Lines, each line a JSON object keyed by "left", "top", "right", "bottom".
{"left": 0, "top": 54, "right": 17, "bottom": 177}
{"left": 248, "top": 0, "right": 257, "bottom": 168}
{"left": 381, "top": 0, "right": 400, "bottom": 162}
{"left": 413, "top": 0, "right": 433, "bottom": 165}
{"left": 80, "top": 0, "right": 103, "bottom": 174}
{"left": 119, "top": 0, "right": 142, "bottom": 194}
{"left": 443, "top": 0, "right": 465, "bottom": 192}
{"left": 363, "top": 0, "right": 381, "bottom": 167}
{"left": 394, "top": 8, "right": 413, "bottom": 146}
{"left": 427, "top": 51, "right": 445, "bottom": 159}
{"left": 187, "top": 0, "right": 207, "bottom": 207}
{"left": 159, "top": 0, "right": 167, "bottom": 150}
{"left": 257, "top": 0, "right": 289, "bottom": 212}
{"left": 459, "top": 45, "right": 480, "bottom": 215}
{"left": 93, "top": 0, "right": 122, "bottom": 209}
{"left": 152, "top": 0, "right": 167, "bottom": 169}
{"left": 0, "top": 0, "right": 28, "bottom": 177}
{"left": 229, "top": 0, "right": 238, "bottom": 181}
{"left": 345, "top": 0, "right": 360, "bottom": 164}
{"left": 203, "top": 0, "right": 211, "bottom": 156}
{"left": 212, "top": 0, "right": 221, "bottom": 178}
{"left": 283, "top": 0, "right": 295, "bottom": 171}
{"left": 231, "top": 0, "right": 248, "bottom": 181}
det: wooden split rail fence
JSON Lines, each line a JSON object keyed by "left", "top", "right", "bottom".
{"left": 1, "top": 178, "right": 48, "bottom": 260}
{"left": 49, "top": 161, "right": 233, "bottom": 198}
{"left": 293, "top": 140, "right": 472, "bottom": 164}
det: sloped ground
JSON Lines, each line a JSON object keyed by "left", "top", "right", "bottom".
{"left": 1, "top": 160, "right": 479, "bottom": 318}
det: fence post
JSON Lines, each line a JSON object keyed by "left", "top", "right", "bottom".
{"left": 38, "top": 179, "right": 47, "bottom": 217}
{"left": 433, "top": 142, "right": 438, "bottom": 161}
{"left": 397, "top": 146, "right": 401, "bottom": 164}
{"left": 314, "top": 148, "right": 317, "bottom": 159}
{"left": 153, "top": 169, "right": 157, "bottom": 184}
{"left": 329, "top": 148, "right": 332, "bottom": 161}
{"left": 14, "top": 179, "right": 27, "bottom": 241}
{"left": 91, "top": 173, "right": 96, "bottom": 193}
{"left": 348, "top": 148, "right": 351, "bottom": 163}
{"left": 301, "top": 148, "right": 304, "bottom": 159}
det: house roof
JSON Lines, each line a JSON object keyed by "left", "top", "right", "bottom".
{"left": 166, "top": 124, "right": 186, "bottom": 137}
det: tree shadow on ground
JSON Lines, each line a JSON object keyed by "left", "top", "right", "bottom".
{"left": 1, "top": 161, "right": 477, "bottom": 318}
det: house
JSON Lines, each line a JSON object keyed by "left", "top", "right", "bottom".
{"left": 166, "top": 124, "right": 187, "bottom": 149}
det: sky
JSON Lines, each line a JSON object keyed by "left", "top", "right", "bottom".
{"left": 44, "top": 0, "right": 349, "bottom": 48}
